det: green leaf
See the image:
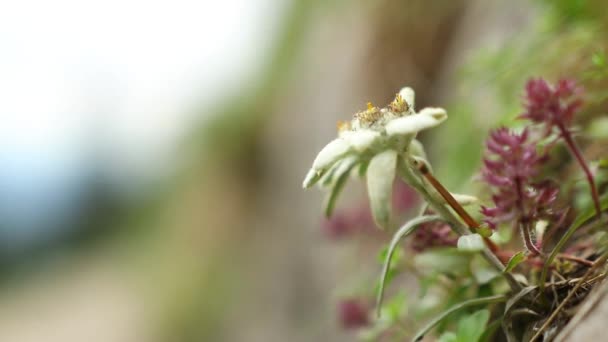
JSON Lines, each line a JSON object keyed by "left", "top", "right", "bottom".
{"left": 366, "top": 149, "right": 398, "bottom": 229}
{"left": 539, "top": 194, "right": 608, "bottom": 292}
{"left": 457, "top": 234, "right": 484, "bottom": 252}
{"left": 455, "top": 309, "right": 490, "bottom": 342}
{"left": 323, "top": 157, "right": 358, "bottom": 217}
{"left": 592, "top": 51, "right": 606, "bottom": 67}
{"left": 375, "top": 215, "right": 442, "bottom": 317}
{"left": 414, "top": 248, "right": 471, "bottom": 276}
{"left": 438, "top": 332, "right": 458, "bottom": 342}
{"left": 384, "top": 291, "right": 407, "bottom": 323}
{"left": 503, "top": 251, "right": 526, "bottom": 273}
{"left": 411, "top": 295, "right": 506, "bottom": 342}
{"left": 471, "top": 264, "right": 500, "bottom": 285}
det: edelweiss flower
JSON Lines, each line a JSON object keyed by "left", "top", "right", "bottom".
{"left": 302, "top": 87, "right": 448, "bottom": 229}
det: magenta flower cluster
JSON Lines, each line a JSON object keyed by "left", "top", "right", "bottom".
{"left": 521, "top": 78, "right": 583, "bottom": 131}
{"left": 521, "top": 78, "right": 601, "bottom": 219}
{"left": 480, "top": 128, "right": 558, "bottom": 231}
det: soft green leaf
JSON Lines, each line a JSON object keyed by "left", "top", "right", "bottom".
{"left": 383, "top": 291, "right": 407, "bottom": 323}
{"left": 489, "top": 226, "right": 512, "bottom": 245}
{"left": 438, "top": 332, "right": 458, "bottom": 342}
{"left": 457, "top": 234, "right": 484, "bottom": 252}
{"left": 414, "top": 248, "right": 470, "bottom": 276}
{"left": 411, "top": 295, "right": 506, "bottom": 342}
{"left": 455, "top": 309, "right": 490, "bottom": 342}
{"left": 592, "top": 51, "right": 606, "bottom": 67}
{"left": 503, "top": 251, "right": 526, "bottom": 273}
{"left": 366, "top": 149, "right": 397, "bottom": 229}
{"left": 472, "top": 265, "right": 499, "bottom": 285}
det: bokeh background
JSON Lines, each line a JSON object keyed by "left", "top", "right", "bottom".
{"left": 1, "top": 0, "right": 607, "bottom": 341}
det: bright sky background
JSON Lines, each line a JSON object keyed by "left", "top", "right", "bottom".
{"left": 0, "top": 0, "right": 281, "bottom": 247}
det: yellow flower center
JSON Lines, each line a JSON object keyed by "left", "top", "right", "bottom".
{"left": 354, "top": 102, "right": 382, "bottom": 125}
{"left": 388, "top": 94, "right": 409, "bottom": 114}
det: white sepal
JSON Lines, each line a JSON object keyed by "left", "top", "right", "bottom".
{"left": 340, "top": 130, "right": 380, "bottom": 152}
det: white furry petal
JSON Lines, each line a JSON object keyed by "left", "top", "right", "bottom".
{"left": 398, "top": 87, "right": 415, "bottom": 110}
{"left": 385, "top": 107, "right": 447, "bottom": 136}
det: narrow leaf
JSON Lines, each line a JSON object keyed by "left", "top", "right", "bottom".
{"left": 318, "top": 159, "right": 343, "bottom": 187}
{"left": 302, "top": 168, "right": 320, "bottom": 188}
{"left": 503, "top": 251, "right": 526, "bottom": 273}
{"left": 376, "top": 215, "right": 442, "bottom": 317}
{"left": 367, "top": 149, "right": 397, "bottom": 229}
{"left": 324, "top": 157, "right": 358, "bottom": 217}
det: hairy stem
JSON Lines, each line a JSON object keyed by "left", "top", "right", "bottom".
{"left": 412, "top": 158, "right": 499, "bottom": 252}
{"left": 521, "top": 223, "right": 541, "bottom": 255}
{"left": 558, "top": 124, "right": 601, "bottom": 220}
